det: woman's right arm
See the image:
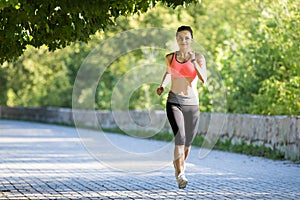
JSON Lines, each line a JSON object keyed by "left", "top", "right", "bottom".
{"left": 157, "top": 54, "right": 172, "bottom": 96}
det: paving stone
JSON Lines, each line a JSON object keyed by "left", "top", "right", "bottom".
{"left": 0, "top": 120, "right": 299, "bottom": 199}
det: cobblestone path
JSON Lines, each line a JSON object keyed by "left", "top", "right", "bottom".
{"left": 0, "top": 120, "right": 299, "bottom": 199}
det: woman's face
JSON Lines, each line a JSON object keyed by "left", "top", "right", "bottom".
{"left": 176, "top": 30, "right": 192, "bottom": 51}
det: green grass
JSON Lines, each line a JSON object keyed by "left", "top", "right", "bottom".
{"left": 213, "top": 139, "right": 285, "bottom": 160}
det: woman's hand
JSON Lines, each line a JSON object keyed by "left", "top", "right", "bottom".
{"left": 188, "top": 51, "right": 196, "bottom": 62}
{"left": 156, "top": 86, "right": 164, "bottom": 96}
{"left": 189, "top": 52, "right": 207, "bottom": 84}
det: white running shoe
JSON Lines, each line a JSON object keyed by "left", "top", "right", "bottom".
{"left": 173, "top": 161, "right": 186, "bottom": 179}
{"left": 177, "top": 172, "right": 188, "bottom": 189}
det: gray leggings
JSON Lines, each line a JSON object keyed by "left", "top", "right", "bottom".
{"left": 166, "top": 102, "right": 199, "bottom": 146}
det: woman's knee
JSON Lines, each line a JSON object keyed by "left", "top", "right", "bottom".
{"left": 175, "top": 133, "right": 185, "bottom": 145}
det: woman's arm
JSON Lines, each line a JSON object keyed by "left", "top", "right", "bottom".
{"left": 157, "top": 72, "right": 171, "bottom": 96}
{"left": 160, "top": 72, "right": 171, "bottom": 88}
{"left": 190, "top": 53, "right": 207, "bottom": 85}
{"left": 157, "top": 54, "right": 172, "bottom": 96}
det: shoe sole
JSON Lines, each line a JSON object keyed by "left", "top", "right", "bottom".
{"left": 178, "top": 179, "right": 188, "bottom": 189}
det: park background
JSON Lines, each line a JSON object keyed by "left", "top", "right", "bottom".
{"left": 1, "top": 0, "right": 299, "bottom": 116}
{"left": 0, "top": 0, "right": 299, "bottom": 160}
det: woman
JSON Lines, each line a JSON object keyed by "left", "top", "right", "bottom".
{"left": 157, "top": 26, "right": 207, "bottom": 189}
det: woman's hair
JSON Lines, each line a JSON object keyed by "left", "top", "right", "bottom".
{"left": 176, "top": 26, "right": 193, "bottom": 39}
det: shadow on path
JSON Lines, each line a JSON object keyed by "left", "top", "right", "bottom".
{"left": 0, "top": 120, "right": 299, "bottom": 199}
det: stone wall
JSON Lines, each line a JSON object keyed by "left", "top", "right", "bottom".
{"left": 0, "top": 105, "right": 299, "bottom": 160}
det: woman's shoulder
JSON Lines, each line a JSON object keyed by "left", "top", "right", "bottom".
{"left": 165, "top": 52, "right": 175, "bottom": 66}
{"left": 165, "top": 52, "right": 175, "bottom": 63}
{"left": 165, "top": 52, "right": 175, "bottom": 58}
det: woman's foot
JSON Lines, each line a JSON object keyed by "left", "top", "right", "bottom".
{"left": 173, "top": 160, "right": 187, "bottom": 188}
{"left": 177, "top": 172, "right": 188, "bottom": 189}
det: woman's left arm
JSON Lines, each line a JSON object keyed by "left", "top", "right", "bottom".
{"left": 191, "top": 53, "right": 207, "bottom": 85}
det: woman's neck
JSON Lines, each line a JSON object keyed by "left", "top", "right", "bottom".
{"left": 177, "top": 50, "right": 191, "bottom": 61}
{"left": 177, "top": 50, "right": 190, "bottom": 57}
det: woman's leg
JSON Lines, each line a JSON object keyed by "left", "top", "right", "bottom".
{"left": 167, "top": 103, "right": 198, "bottom": 188}
{"left": 182, "top": 105, "right": 200, "bottom": 168}
{"left": 166, "top": 102, "right": 186, "bottom": 175}
{"left": 183, "top": 105, "right": 200, "bottom": 147}
{"left": 174, "top": 145, "right": 185, "bottom": 174}
{"left": 174, "top": 144, "right": 188, "bottom": 189}
{"left": 184, "top": 146, "right": 191, "bottom": 161}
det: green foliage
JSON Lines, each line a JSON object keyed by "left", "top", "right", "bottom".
{"left": 212, "top": 0, "right": 300, "bottom": 115}
{"left": 0, "top": 65, "right": 8, "bottom": 104}
{"left": 0, "top": 0, "right": 197, "bottom": 64}
{"left": 1, "top": 0, "right": 299, "bottom": 116}
{"left": 191, "top": 136, "right": 285, "bottom": 160}
{"left": 3, "top": 46, "right": 72, "bottom": 107}
{"left": 252, "top": 76, "right": 300, "bottom": 115}
{"left": 214, "top": 139, "right": 285, "bottom": 160}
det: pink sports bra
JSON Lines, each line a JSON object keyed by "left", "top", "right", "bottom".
{"left": 170, "top": 52, "right": 197, "bottom": 79}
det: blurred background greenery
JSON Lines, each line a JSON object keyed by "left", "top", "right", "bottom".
{"left": 1, "top": 0, "right": 299, "bottom": 115}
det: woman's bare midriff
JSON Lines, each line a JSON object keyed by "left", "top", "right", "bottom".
{"left": 170, "top": 77, "right": 198, "bottom": 96}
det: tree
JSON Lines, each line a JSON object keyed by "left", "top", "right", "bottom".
{"left": 2, "top": 0, "right": 299, "bottom": 115}
{"left": 250, "top": 0, "right": 300, "bottom": 115}
{"left": 0, "top": 0, "right": 197, "bottom": 64}
{"left": 3, "top": 45, "right": 72, "bottom": 107}
{"left": 216, "top": 0, "right": 300, "bottom": 115}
